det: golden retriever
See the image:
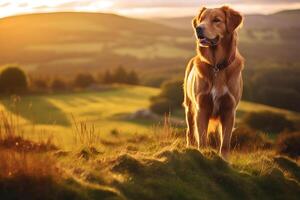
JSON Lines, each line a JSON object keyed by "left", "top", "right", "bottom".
{"left": 183, "top": 6, "right": 244, "bottom": 158}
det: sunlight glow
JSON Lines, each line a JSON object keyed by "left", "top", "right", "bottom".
{"left": 0, "top": 0, "right": 299, "bottom": 18}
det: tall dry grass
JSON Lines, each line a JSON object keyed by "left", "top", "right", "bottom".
{"left": 0, "top": 110, "right": 58, "bottom": 180}
{"left": 0, "top": 150, "right": 57, "bottom": 179}
{"left": 71, "top": 115, "right": 101, "bottom": 147}
{"left": 0, "top": 110, "right": 57, "bottom": 152}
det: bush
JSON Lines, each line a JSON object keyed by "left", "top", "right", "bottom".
{"left": 51, "top": 78, "right": 67, "bottom": 91}
{"left": 0, "top": 67, "right": 28, "bottom": 94}
{"left": 160, "top": 80, "right": 183, "bottom": 107}
{"left": 276, "top": 132, "right": 300, "bottom": 158}
{"left": 209, "top": 127, "right": 272, "bottom": 152}
{"left": 149, "top": 98, "right": 171, "bottom": 115}
{"left": 150, "top": 79, "right": 183, "bottom": 115}
{"left": 243, "top": 112, "right": 294, "bottom": 134}
{"left": 243, "top": 67, "right": 300, "bottom": 112}
{"left": 256, "top": 87, "right": 300, "bottom": 112}
{"left": 73, "top": 73, "right": 95, "bottom": 88}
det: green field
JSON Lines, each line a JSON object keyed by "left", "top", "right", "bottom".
{"left": 0, "top": 86, "right": 159, "bottom": 147}
{"left": 0, "top": 85, "right": 299, "bottom": 149}
{"left": 1, "top": 85, "right": 300, "bottom": 200}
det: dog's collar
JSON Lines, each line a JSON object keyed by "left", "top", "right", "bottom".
{"left": 212, "top": 50, "right": 236, "bottom": 74}
{"left": 213, "top": 61, "right": 228, "bottom": 73}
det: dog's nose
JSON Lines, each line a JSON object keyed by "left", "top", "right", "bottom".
{"left": 196, "top": 26, "right": 205, "bottom": 39}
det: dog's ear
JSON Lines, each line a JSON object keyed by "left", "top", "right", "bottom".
{"left": 192, "top": 7, "right": 206, "bottom": 28}
{"left": 222, "top": 6, "right": 243, "bottom": 33}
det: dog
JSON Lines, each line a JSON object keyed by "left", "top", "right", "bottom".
{"left": 183, "top": 6, "right": 244, "bottom": 158}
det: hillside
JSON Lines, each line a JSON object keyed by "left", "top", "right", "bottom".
{"left": 153, "top": 9, "right": 300, "bottom": 30}
{"left": 0, "top": 10, "right": 299, "bottom": 81}
{"left": 0, "top": 85, "right": 299, "bottom": 147}
{"left": 154, "top": 9, "right": 300, "bottom": 62}
{"left": 0, "top": 12, "right": 190, "bottom": 78}
{"left": 1, "top": 137, "right": 300, "bottom": 200}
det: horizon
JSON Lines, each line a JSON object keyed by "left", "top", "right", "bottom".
{"left": 0, "top": 0, "right": 300, "bottom": 19}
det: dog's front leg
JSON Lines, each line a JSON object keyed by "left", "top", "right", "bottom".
{"left": 220, "top": 112, "right": 235, "bottom": 159}
{"left": 194, "top": 94, "right": 212, "bottom": 149}
{"left": 195, "top": 110, "right": 209, "bottom": 149}
{"left": 219, "top": 94, "right": 236, "bottom": 159}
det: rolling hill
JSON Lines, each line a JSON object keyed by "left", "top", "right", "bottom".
{"left": 0, "top": 12, "right": 190, "bottom": 79}
{"left": 0, "top": 10, "right": 299, "bottom": 81}
{"left": 153, "top": 9, "right": 300, "bottom": 30}
{"left": 153, "top": 9, "right": 300, "bottom": 65}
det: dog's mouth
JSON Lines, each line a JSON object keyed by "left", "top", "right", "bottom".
{"left": 198, "top": 36, "right": 220, "bottom": 47}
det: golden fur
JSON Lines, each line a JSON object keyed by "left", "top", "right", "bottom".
{"left": 183, "top": 6, "right": 244, "bottom": 158}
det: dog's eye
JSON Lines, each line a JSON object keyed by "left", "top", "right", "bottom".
{"left": 212, "top": 18, "right": 221, "bottom": 23}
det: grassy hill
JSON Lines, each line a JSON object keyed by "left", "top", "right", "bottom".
{"left": 0, "top": 12, "right": 190, "bottom": 79}
{"left": 0, "top": 10, "right": 299, "bottom": 86}
{"left": 1, "top": 133, "right": 300, "bottom": 200}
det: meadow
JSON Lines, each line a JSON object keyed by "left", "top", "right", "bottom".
{"left": 0, "top": 86, "right": 159, "bottom": 147}
{"left": 0, "top": 85, "right": 299, "bottom": 148}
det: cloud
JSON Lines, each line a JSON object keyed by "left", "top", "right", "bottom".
{"left": 0, "top": 2, "right": 10, "bottom": 7}
{"left": 0, "top": 0, "right": 299, "bottom": 18}
{"left": 113, "top": 0, "right": 300, "bottom": 8}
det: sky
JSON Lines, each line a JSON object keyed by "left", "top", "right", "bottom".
{"left": 0, "top": 0, "right": 300, "bottom": 18}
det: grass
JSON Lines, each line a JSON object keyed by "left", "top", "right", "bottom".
{"left": 0, "top": 106, "right": 299, "bottom": 200}
{"left": 0, "top": 85, "right": 299, "bottom": 149}
{"left": 0, "top": 86, "right": 159, "bottom": 148}
{"left": 114, "top": 43, "right": 193, "bottom": 59}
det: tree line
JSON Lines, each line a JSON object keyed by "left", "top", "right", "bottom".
{"left": 0, "top": 66, "right": 140, "bottom": 95}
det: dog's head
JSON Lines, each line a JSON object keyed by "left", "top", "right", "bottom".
{"left": 192, "top": 6, "right": 243, "bottom": 47}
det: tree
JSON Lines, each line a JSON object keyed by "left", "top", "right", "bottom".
{"left": 51, "top": 78, "right": 67, "bottom": 91}
{"left": 126, "top": 70, "right": 140, "bottom": 85}
{"left": 102, "top": 70, "right": 113, "bottom": 84}
{"left": 73, "top": 73, "right": 95, "bottom": 88}
{"left": 0, "top": 66, "right": 28, "bottom": 94}
{"left": 113, "top": 66, "right": 128, "bottom": 83}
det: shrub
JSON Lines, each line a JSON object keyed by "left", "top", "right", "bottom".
{"left": 73, "top": 73, "right": 95, "bottom": 88}
{"left": 149, "top": 98, "right": 171, "bottom": 115}
{"left": 150, "top": 79, "right": 183, "bottom": 115}
{"left": 256, "top": 87, "right": 300, "bottom": 112}
{"left": 276, "top": 132, "right": 300, "bottom": 158}
{"left": 160, "top": 79, "right": 183, "bottom": 107}
{"left": 243, "top": 112, "right": 294, "bottom": 134}
{"left": 209, "top": 127, "right": 272, "bottom": 152}
{"left": 51, "top": 78, "right": 67, "bottom": 91}
{"left": 0, "top": 67, "right": 28, "bottom": 94}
